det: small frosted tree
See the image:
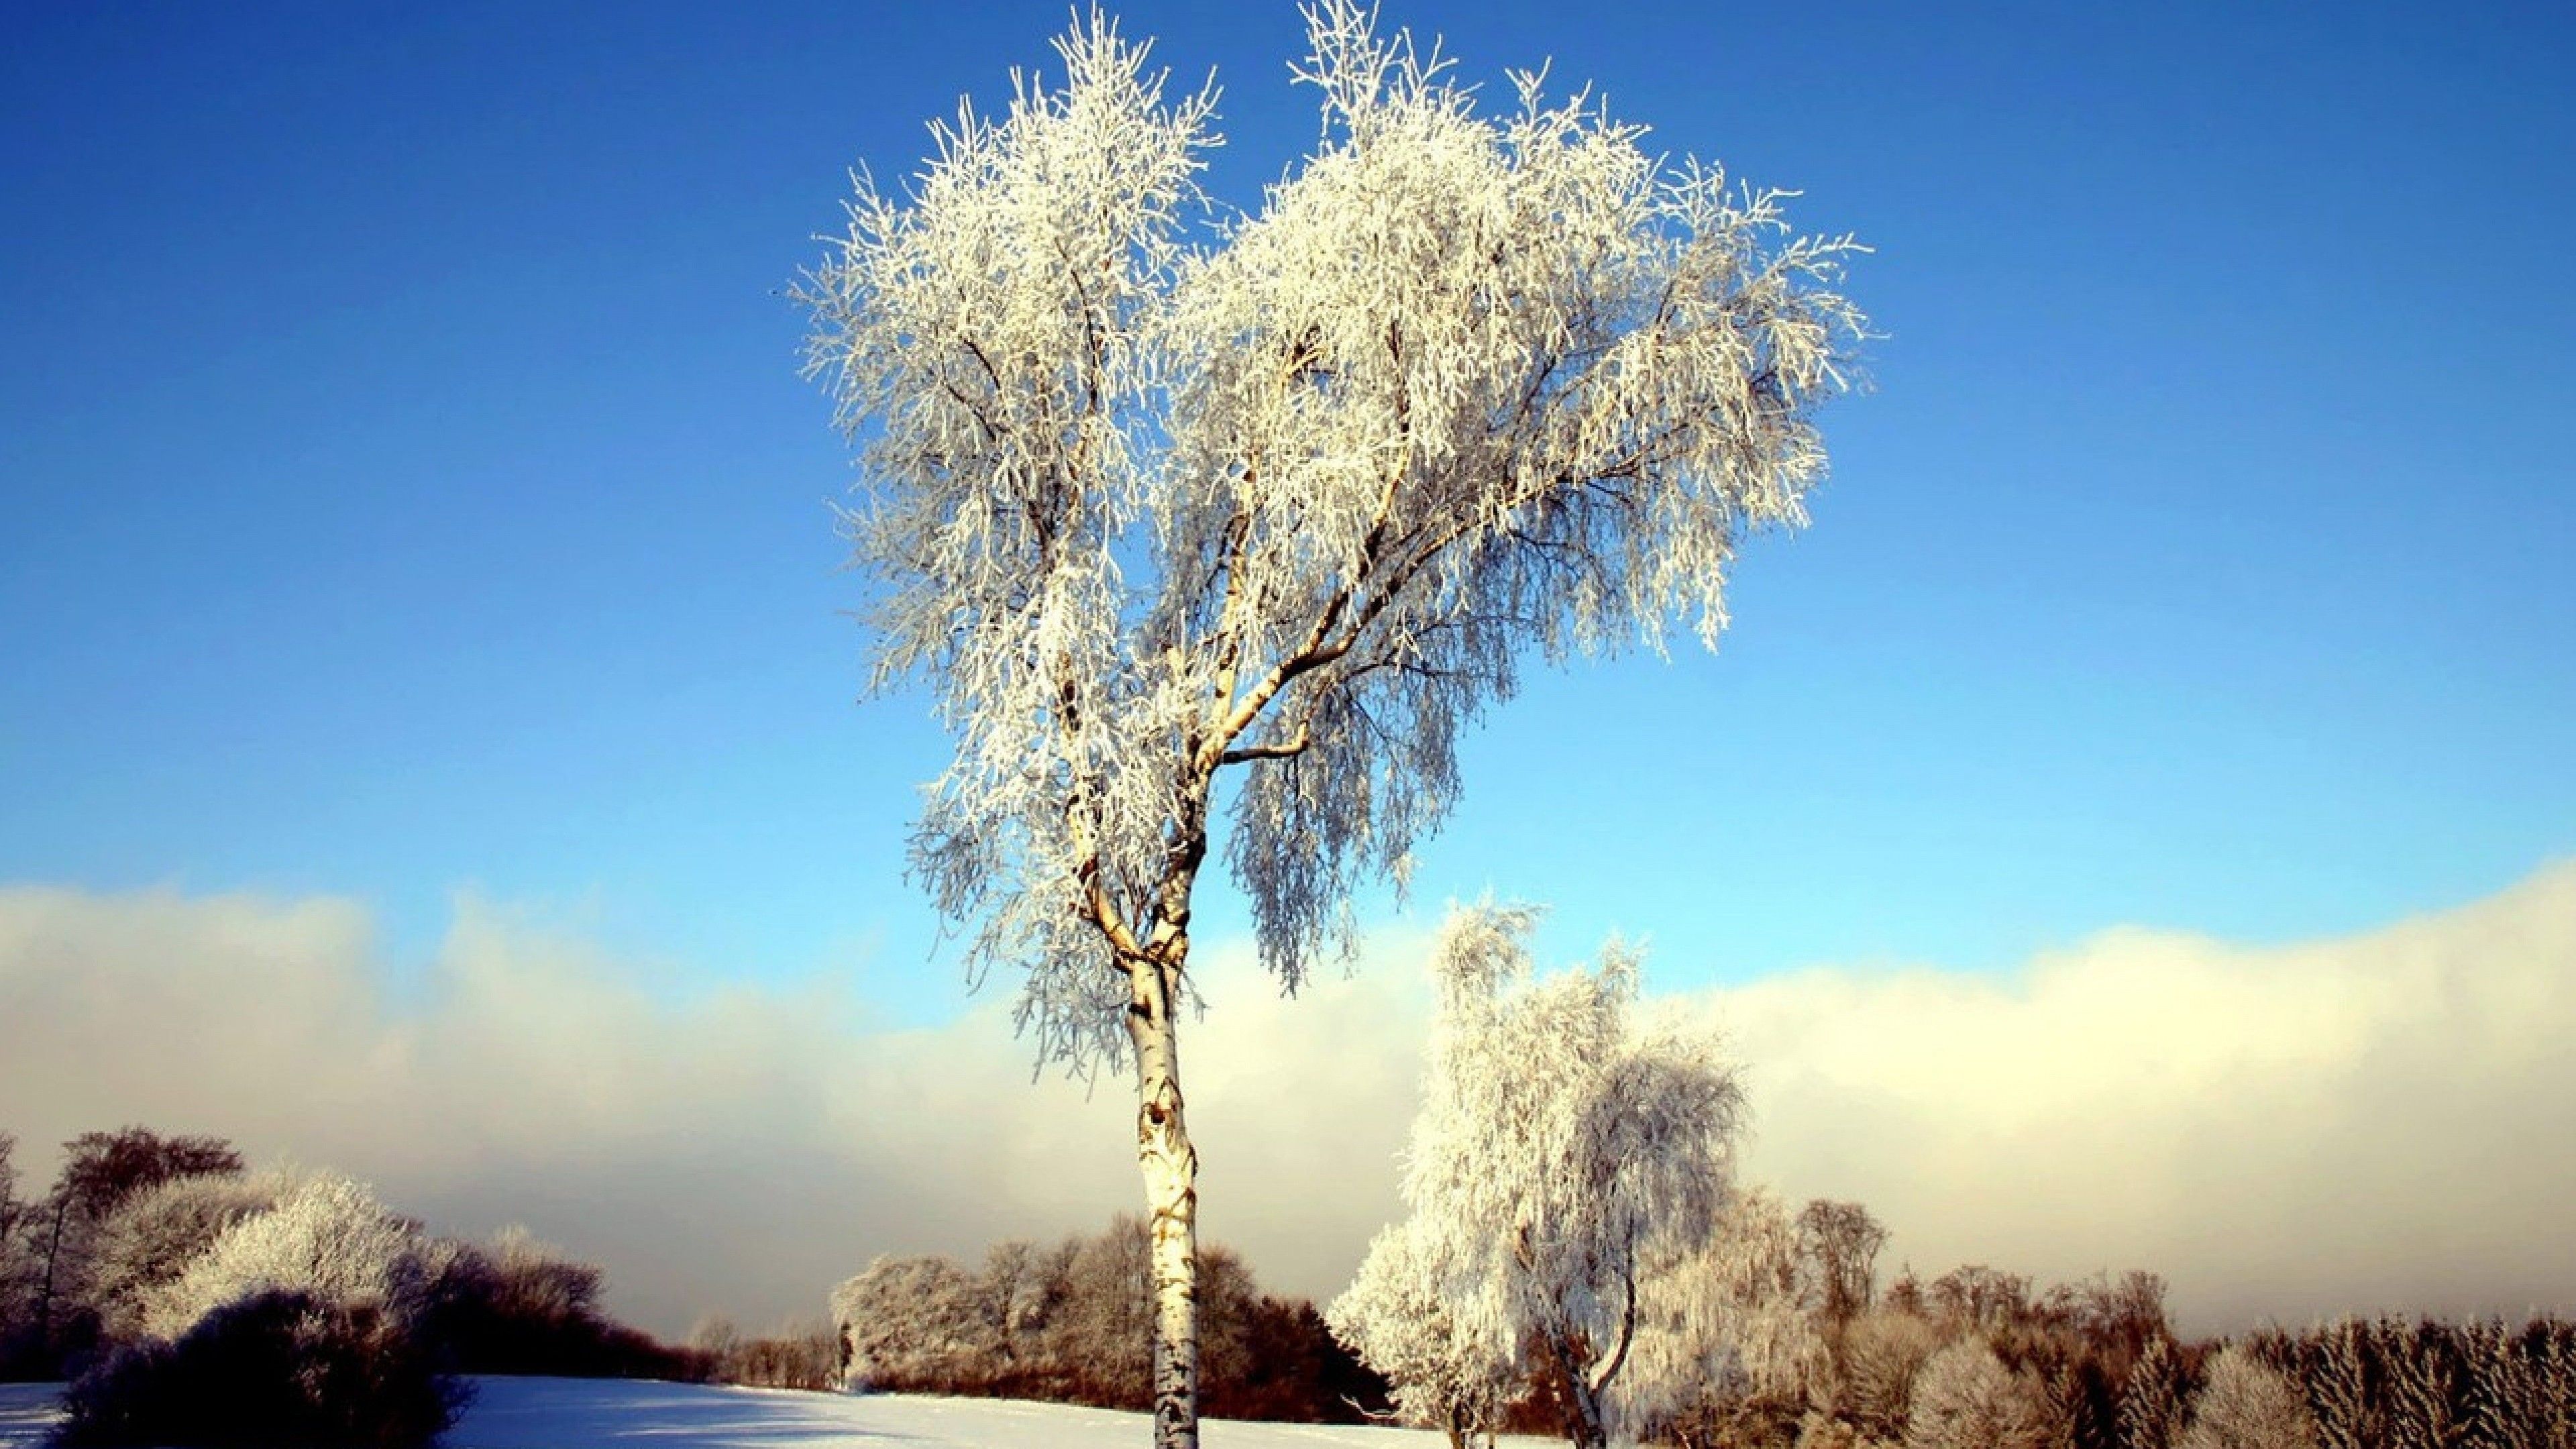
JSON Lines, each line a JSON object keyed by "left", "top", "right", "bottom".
{"left": 1902, "top": 1338, "right": 2053, "bottom": 1449}
{"left": 2180, "top": 1344, "right": 2318, "bottom": 1449}
{"left": 1831, "top": 1308, "right": 1944, "bottom": 1442}
{"left": 89, "top": 1171, "right": 283, "bottom": 1342}
{"left": 1336, "top": 904, "right": 1748, "bottom": 1448}
{"left": 2123, "top": 1335, "right": 2191, "bottom": 1449}
{"left": 1328, "top": 1218, "right": 1511, "bottom": 1447}
{"left": 29, "top": 1128, "right": 243, "bottom": 1358}
{"left": 137, "top": 1171, "right": 449, "bottom": 1342}
{"left": 830, "top": 1254, "right": 1002, "bottom": 1392}
{"left": 1618, "top": 1185, "right": 1826, "bottom": 1448}
{"left": 799, "top": 2, "right": 1866, "bottom": 1442}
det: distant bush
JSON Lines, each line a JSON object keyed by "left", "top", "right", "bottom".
{"left": 833, "top": 1253, "right": 1003, "bottom": 1393}
{"left": 56, "top": 1289, "right": 466, "bottom": 1449}
{"left": 431, "top": 1224, "right": 708, "bottom": 1381}
{"left": 829, "top": 1214, "right": 1389, "bottom": 1423}
{"left": 60, "top": 1173, "right": 465, "bottom": 1447}
{"left": 690, "top": 1314, "right": 839, "bottom": 1391}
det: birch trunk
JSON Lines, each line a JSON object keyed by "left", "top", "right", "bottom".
{"left": 1127, "top": 949, "right": 1200, "bottom": 1449}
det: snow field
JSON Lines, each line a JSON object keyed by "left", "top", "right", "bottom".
{"left": 0, "top": 1377, "right": 1558, "bottom": 1449}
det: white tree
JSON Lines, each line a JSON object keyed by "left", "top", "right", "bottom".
{"left": 1328, "top": 1217, "right": 1513, "bottom": 1448}
{"left": 138, "top": 1171, "right": 449, "bottom": 1342}
{"left": 1336, "top": 904, "right": 1747, "bottom": 1448}
{"left": 1902, "top": 1337, "right": 2055, "bottom": 1449}
{"left": 829, "top": 1254, "right": 1002, "bottom": 1392}
{"left": 799, "top": 3, "right": 1866, "bottom": 1441}
{"left": 1617, "top": 1185, "right": 1828, "bottom": 1447}
{"left": 89, "top": 1169, "right": 283, "bottom": 1342}
{"left": 2180, "top": 1344, "right": 2320, "bottom": 1449}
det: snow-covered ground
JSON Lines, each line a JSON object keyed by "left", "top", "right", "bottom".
{"left": 0, "top": 1377, "right": 1555, "bottom": 1448}
{"left": 0, "top": 1386, "right": 53, "bottom": 1449}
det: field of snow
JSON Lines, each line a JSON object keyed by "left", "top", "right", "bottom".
{"left": 0, "top": 1377, "right": 1557, "bottom": 1449}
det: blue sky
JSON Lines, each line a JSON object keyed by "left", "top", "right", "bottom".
{"left": 4, "top": 0, "right": 2570, "bottom": 1028}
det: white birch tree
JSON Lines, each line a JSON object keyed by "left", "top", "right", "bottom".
{"left": 799, "top": 4, "right": 1866, "bottom": 1443}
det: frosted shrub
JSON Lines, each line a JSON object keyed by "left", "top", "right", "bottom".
{"left": 2180, "top": 1344, "right": 2318, "bottom": 1449}
{"left": 89, "top": 1171, "right": 282, "bottom": 1342}
{"left": 138, "top": 1171, "right": 446, "bottom": 1341}
{"left": 832, "top": 1254, "right": 1004, "bottom": 1391}
{"left": 2123, "top": 1336, "right": 2190, "bottom": 1449}
{"left": 1901, "top": 1338, "right": 2053, "bottom": 1449}
{"left": 1831, "top": 1310, "right": 1942, "bottom": 1441}
{"left": 828, "top": 1218, "right": 1371, "bottom": 1419}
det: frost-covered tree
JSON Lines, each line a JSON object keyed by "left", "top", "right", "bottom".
{"left": 1328, "top": 1218, "right": 1511, "bottom": 1448}
{"left": 1335, "top": 904, "right": 1748, "bottom": 1448}
{"left": 830, "top": 1254, "right": 1002, "bottom": 1391}
{"left": 1618, "top": 1185, "right": 1825, "bottom": 1448}
{"left": 798, "top": 0, "right": 1864, "bottom": 1440}
{"left": 20, "top": 1128, "right": 244, "bottom": 1368}
{"left": 1902, "top": 1338, "right": 2053, "bottom": 1449}
{"left": 2123, "top": 1335, "right": 2190, "bottom": 1449}
{"left": 88, "top": 1171, "right": 282, "bottom": 1342}
{"left": 2180, "top": 1345, "right": 2318, "bottom": 1449}
{"left": 138, "top": 1171, "right": 449, "bottom": 1342}
{"left": 1829, "top": 1308, "right": 1943, "bottom": 1442}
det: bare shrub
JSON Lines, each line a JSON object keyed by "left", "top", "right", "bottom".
{"left": 430, "top": 1224, "right": 698, "bottom": 1380}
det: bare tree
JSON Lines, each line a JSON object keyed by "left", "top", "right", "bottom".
{"left": 1799, "top": 1199, "right": 1890, "bottom": 1330}
{"left": 798, "top": 2, "right": 1865, "bottom": 1440}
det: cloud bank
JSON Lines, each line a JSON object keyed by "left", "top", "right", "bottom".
{"left": 3, "top": 861, "right": 2571, "bottom": 1336}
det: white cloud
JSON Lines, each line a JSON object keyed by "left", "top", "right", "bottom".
{"left": 3, "top": 861, "right": 2572, "bottom": 1337}
{"left": 0, "top": 885, "right": 1425, "bottom": 1334}
{"left": 1711, "top": 860, "right": 2576, "bottom": 1330}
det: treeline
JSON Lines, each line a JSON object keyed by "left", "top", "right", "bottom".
{"left": 830, "top": 1214, "right": 1390, "bottom": 1423}
{"left": 1356, "top": 1185, "right": 2576, "bottom": 1449}
{"left": 1781, "top": 1260, "right": 2576, "bottom": 1449}
{"left": 0, "top": 1125, "right": 768, "bottom": 1447}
